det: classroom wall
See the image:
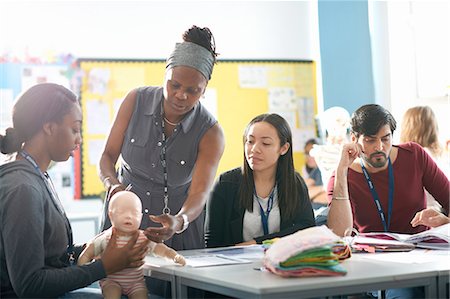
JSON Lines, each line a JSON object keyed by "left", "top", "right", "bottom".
{"left": 0, "top": 1, "right": 318, "bottom": 61}
{"left": 2, "top": 1, "right": 448, "bottom": 154}
{"left": 318, "top": 0, "right": 375, "bottom": 113}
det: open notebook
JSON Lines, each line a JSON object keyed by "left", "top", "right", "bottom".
{"left": 350, "top": 223, "right": 450, "bottom": 251}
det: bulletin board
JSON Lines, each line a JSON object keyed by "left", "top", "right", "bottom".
{"left": 1, "top": 62, "right": 78, "bottom": 201}
{"left": 77, "top": 59, "right": 317, "bottom": 198}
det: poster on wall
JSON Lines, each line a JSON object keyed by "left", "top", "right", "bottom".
{"left": 0, "top": 88, "right": 14, "bottom": 131}
{"left": 21, "top": 65, "right": 70, "bottom": 91}
{"left": 20, "top": 64, "right": 75, "bottom": 201}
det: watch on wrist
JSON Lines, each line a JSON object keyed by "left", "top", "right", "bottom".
{"left": 176, "top": 214, "right": 189, "bottom": 234}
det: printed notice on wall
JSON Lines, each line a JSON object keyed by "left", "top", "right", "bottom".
{"left": 297, "top": 97, "right": 315, "bottom": 128}
{"left": 202, "top": 88, "right": 218, "bottom": 119}
{"left": 88, "top": 68, "right": 110, "bottom": 95}
{"left": 268, "top": 87, "right": 297, "bottom": 111}
{"left": 87, "top": 139, "right": 105, "bottom": 165}
{"left": 292, "top": 128, "right": 316, "bottom": 152}
{"left": 238, "top": 65, "right": 267, "bottom": 88}
{"left": 86, "top": 100, "right": 111, "bottom": 135}
{"left": 273, "top": 110, "right": 297, "bottom": 132}
{"left": 0, "top": 89, "right": 14, "bottom": 130}
{"left": 21, "top": 65, "right": 70, "bottom": 91}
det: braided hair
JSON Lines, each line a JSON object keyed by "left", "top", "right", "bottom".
{"left": 182, "top": 25, "right": 218, "bottom": 64}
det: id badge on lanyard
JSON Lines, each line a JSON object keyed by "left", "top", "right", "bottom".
{"left": 255, "top": 187, "right": 276, "bottom": 235}
{"left": 20, "top": 151, "right": 75, "bottom": 264}
{"left": 361, "top": 157, "right": 394, "bottom": 232}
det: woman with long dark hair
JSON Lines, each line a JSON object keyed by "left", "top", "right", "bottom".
{"left": 205, "top": 113, "right": 315, "bottom": 248}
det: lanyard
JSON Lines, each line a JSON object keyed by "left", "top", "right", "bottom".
{"left": 160, "top": 103, "right": 173, "bottom": 215}
{"left": 20, "top": 151, "right": 75, "bottom": 264}
{"left": 254, "top": 186, "right": 276, "bottom": 235}
{"left": 360, "top": 157, "right": 394, "bottom": 232}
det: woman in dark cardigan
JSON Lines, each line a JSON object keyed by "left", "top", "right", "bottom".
{"left": 205, "top": 113, "right": 315, "bottom": 248}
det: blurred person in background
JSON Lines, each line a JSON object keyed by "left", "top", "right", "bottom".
{"left": 302, "top": 138, "right": 327, "bottom": 208}
{"left": 309, "top": 106, "right": 351, "bottom": 188}
{"left": 400, "top": 106, "right": 449, "bottom": 211}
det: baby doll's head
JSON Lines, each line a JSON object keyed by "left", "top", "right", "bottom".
{"left": 108, "top": 191, "right": 143, "bottom": 234}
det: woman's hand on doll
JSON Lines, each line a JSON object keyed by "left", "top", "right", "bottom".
{"left": 101, "top": 228, "right": 150, "bottom": 275}
{"left": 143, "top": 214, "right": 179, "bottom": 243}
{"left": 106, "top": 183, "right": 126, "bottom": 201}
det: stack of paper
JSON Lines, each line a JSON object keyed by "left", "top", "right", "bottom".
{"left": 263, "top": 226, "right": 349, "bottom": 277}
{"left": 349, "top": 223, "right": 450, "bottom": 251}
{"left": 349, "top": 236, "right": 415, "bottom": 253}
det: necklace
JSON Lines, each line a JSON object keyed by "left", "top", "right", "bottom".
{"left": 164, "top": 116, "right": 179, "bottom": 126}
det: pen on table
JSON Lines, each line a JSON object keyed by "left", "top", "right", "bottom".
{"left": 253, "top": 267, "right": 266, "bottom": 272}
{"left": 125, "top": 184, "right": 133, "bottom": 191}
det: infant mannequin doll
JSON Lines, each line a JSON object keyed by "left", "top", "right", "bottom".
{"left": 78, "top": 191, "right": 186, "bottom": 299}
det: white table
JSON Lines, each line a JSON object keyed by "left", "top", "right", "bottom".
{"left": 144, "top": 248, "right": 450, "bottom": 299}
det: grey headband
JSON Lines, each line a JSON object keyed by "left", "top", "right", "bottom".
{"left": 166, "top": 42, "right": 214, "bottom": 80}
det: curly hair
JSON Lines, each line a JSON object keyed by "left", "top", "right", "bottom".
{"left": 182, "top": 25, "right": 218, "bottom": 64}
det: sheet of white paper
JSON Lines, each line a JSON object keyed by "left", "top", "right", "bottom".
{"left": 88, "top": 68, "right": 110, "bottom": 95}
{"left": 238, "top": 66, "right": 267, "bottom": 88}
{"left": 0, "top": 88, "right": 14, "bottom": 130}
{"left": 21, "top": 65, "right": 70, "bottom": 91}
{"left": 87, "top": 139, "right": 105, "bottom": 165}
{"left": 201, "top": 88, "right": 218, "bottom": 118}
{"left": 204, "top": 245, "right": 265, "bottom": 260}
{"left": 86, "top": 100, "right": 111, "bottom": 135}
{"left": 297, "top": 97, "right": 315, "bottom": 128}
{"left": 274, "top": 110, "right": 296, "bottom": 131}
{"left": 359, "top": 250, "right": 449, "bottom": 264}
{"left": 292, "top": 128, "right": 316, "bottom": 152}
{"left": 185, "top": 254, "right": 251, "bottom": 267}
{"left": 268, "top": 87, "right": 296, "bottom": 110}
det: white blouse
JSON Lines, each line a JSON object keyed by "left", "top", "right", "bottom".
{"left": 242, "top": 186, "right": 281, "bottom": 242}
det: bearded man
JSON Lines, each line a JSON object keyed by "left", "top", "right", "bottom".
{"left": 327, "top": 104, "right": 449, "bottom": 237}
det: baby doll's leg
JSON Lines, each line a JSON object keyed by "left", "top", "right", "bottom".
{"left": 127, "top": 283, "right": 148, "bottom": 299}
{"left": 153, "top": 243, "right": 186, "bottom": 265}
{"left": 100, "top": 279, "right": 123, "bottom": 299}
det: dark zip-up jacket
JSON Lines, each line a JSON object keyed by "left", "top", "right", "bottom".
{"left": 205, "top": 167, "right": 316, "bottom": 248}
{"left": 0, "top": 160, "right": 105, "bottom": 298}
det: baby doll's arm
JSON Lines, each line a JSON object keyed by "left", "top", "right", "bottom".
{"left": 77, "top": 242, "right": 95, "bottom": 265}
{"left": 152, "top": 243, "right": 186, "bottom": 266}
{"left": 77, "top": 231, "right": 107, "bottom": 265}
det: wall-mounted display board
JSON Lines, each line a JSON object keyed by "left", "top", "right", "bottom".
{"left": 77, "top": 59, "right": 317, "bottom": 198}
{"left": 0, "top": 62, "right": 77, "bottom": 202}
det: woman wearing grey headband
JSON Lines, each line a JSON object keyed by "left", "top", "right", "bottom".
{"left": 98, "top": 25, "right": 224, "bottom": 280}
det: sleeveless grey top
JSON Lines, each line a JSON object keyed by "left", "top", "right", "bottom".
{"left": 103, "top": 86, "right": 216, "bottom": 250}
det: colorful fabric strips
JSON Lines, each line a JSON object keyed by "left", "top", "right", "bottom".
{"left": 263, "top": 226, "right": 350, "bottom": 277}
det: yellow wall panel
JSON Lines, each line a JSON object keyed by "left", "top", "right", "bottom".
{"left": 78, "top": 59, "right": 316, "bottom": 198}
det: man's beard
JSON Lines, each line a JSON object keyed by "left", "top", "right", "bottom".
{"left": 363, "top": 151, "right": 388, "bottom": 168}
